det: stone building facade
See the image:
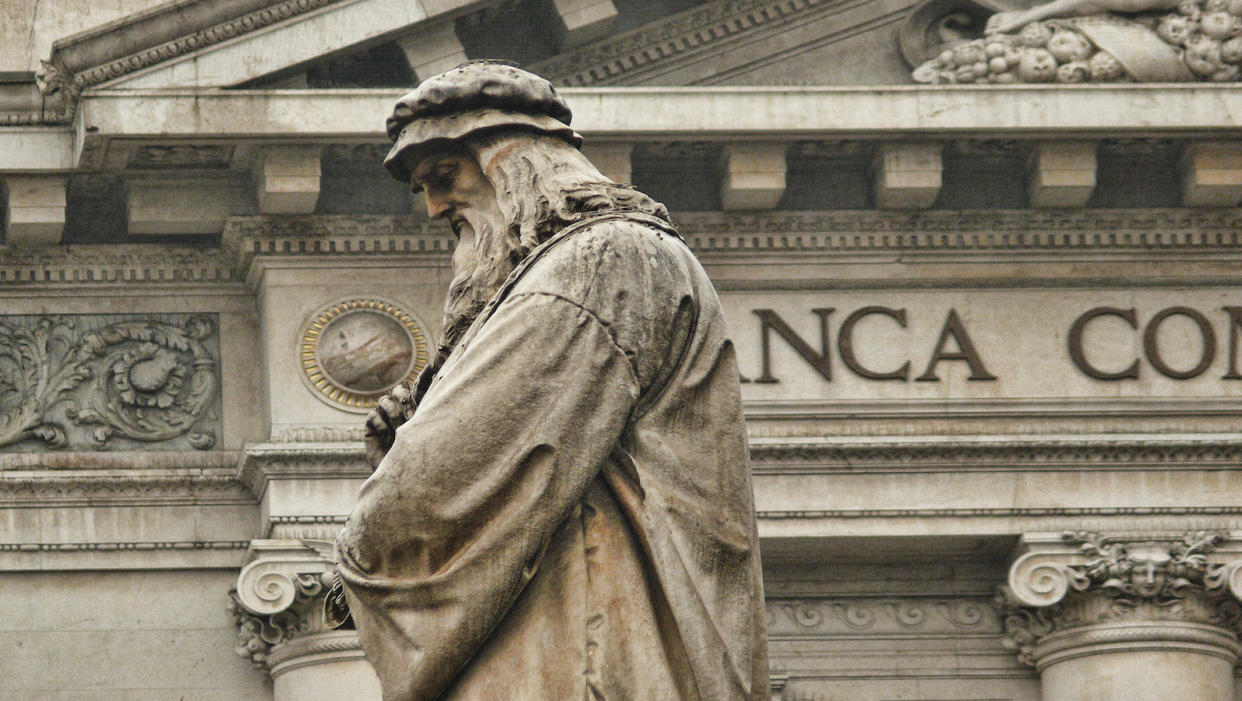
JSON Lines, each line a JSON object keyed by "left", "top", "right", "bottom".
{"left": 2, "top": 1, "right": 1242, "bottom": 700}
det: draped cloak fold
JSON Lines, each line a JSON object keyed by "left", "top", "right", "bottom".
{"left": 335, "top": 212, "right": 769, "bottom": 701}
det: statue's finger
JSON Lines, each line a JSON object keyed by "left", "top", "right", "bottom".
{"left": 366, "top": 411, "right": 393, "bottom": 438}
{"left": 392, "top": 383, "right": 412, "bottom": 405}
{"left": 365, "top": 437, "right": 386, "bottom": 471}
{"left": 378, "top": 396, "right": 404, "bottom": 428}
{"left": 391, "top": 384, "right": 416, "bottom": 420}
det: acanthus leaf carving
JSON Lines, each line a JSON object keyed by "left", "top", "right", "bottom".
{"left": 0, "top": 314, "right": 219, "bottom": 451}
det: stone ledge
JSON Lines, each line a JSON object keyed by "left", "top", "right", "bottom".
{"left": 0, "top": 468, "right": 253, "bottom": 507}
{"left": 237, "top": 442, "right": 370, "bottom": 498}
{"left": 748, "top": 433, "right": 1242, "bottom": 470}
{"left": 74, "top": 86, "right": 1242, "bottom": 142}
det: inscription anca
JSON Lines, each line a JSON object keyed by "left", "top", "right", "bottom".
{"left": 744, "top": 307, "right": 996, "bottom": 384}
{"left": 745, "top": 305, "right": 1242, "bottom": 384}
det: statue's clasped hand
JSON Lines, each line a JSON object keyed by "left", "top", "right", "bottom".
{"left": 364, "top": 381, "right": 415, "bottom": 470}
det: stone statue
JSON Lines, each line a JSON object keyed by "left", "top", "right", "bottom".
{"left": 332, "top": 61, "right": 769, "bottom": 701}
{"left": 909, "top": 0, "right": 1242, "bottom": 82}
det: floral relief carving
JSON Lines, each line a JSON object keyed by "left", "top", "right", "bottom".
{"left": 0, "top": 314, "right": 220, "bottom": 451}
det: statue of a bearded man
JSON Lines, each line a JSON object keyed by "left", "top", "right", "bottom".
{"left": 334, "top": 61, "right": 768, "bottom": 701}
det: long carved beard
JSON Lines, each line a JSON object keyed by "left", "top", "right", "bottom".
{"left": 436, "top": 211, "right": 523, "bottom": 363}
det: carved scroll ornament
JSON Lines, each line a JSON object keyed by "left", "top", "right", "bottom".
{"left": 0, "top": 315, "right": 218, "bottom": 451}
{"left": 230, "top": 539, "right": 338, "bottom": 670}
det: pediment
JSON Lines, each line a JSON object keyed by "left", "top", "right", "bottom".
{"left": 38, "top": 0, "right": 933, "bottom": 96}
{"left": 531, "top": 0, "right": 927, "bottom": 86}
{"left": 21, "top": 0, "right": 1235, "bottom": 118}
{"left": 40, "top": 0, "right": 483, "bottom": 93}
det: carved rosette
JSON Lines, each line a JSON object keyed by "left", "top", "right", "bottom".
{"left": 998, "top": 531, "right": 1242, "bottom": 669}
{"left": 229, "top": 539, "right": 361, "bottom": 677}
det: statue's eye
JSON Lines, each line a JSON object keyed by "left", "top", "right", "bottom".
{"left": 429, "top": 174, "right": 455, "bottom": 192}
{"left": 427, "top": 164, "right": 458, "bottom": 191}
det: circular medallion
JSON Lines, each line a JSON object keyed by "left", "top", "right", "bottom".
{"left": 300, "top": 299, "right": 429, "bottom": 411}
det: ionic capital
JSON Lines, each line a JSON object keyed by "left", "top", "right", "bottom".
{"left": 234, "top": 539, "right": 336, "bottom": 616}
{"left": 229, "top": 539, "right": 339, "bottom": 670}
{"left": 999, "top": 531, "right": 1242, "bottom": 668}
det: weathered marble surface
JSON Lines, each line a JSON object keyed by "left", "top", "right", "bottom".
{"left": 335, "top": 63, "right": 768, "bottom": 700}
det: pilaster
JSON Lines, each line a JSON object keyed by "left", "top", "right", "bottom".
{"left": 999, "top": 531, "right": 1242, "bottom": 701}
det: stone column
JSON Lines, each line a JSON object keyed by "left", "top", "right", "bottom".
{"left": 998, "top": 531, "right": 1242, "bottom": 701}
{"left": 230, "top": 540, "right": 380, "bottom": 701}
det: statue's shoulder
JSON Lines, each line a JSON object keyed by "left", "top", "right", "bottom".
{"left": 513, "top": 213, "right": 694, "bottom": 312}
{"left": 529, "top": 213, "right": 684, "bottom": 277}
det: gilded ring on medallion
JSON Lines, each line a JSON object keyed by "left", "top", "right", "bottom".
{"left": 298, "top": 298, "right": 429, "bottom": 412}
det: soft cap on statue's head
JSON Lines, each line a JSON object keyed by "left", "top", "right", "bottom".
{"left": 384, "top": 60, "right": 583, "bottom": 186}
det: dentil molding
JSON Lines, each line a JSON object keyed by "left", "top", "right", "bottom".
{"left": 3, "top": 209, "right": 1240, "bottom": 288}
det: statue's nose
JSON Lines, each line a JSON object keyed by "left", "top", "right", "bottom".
{"left": 425, "top": 193, "right": 451, "bottom": 219}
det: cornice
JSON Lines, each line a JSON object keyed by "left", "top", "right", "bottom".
{"left": 269, "top": 425, "right": 367, "bottom": 443}
{"left": 534, "top": 0, "right": 841, "bottom": 86}
{"left": 758, "top": 506, "right": 1242, "bottom": 520}
{"left": 749, "top": 435, "right": 1242, "bottom": 472}
{"left": 237, "top": 442, "right": 370, "bottom": 497}
{"left": 0, "top": 468, "right": 253, "bottom": 507}
{"left": 679, "top": 209, "right": 1242, "bottom": 255}
{"left": 0, "top": 243, "right": 238, "bottom": 286}
{"left": 0, "top": 539, "right": 249, "bottom": 552}
{"left": 30, "top": 0, "right": 349, "bottom": 124}
{"left": 0, "top": 450, "right": 238, "bottom": 471}
{"left": 3, "top": 208, "right": 1239, "bottom": 288}
{"left": 229, "top": 215, "right": 455, "bottom": 276}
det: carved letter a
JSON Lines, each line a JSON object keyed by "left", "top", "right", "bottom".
{"left": 915, "top": 309, "right": 997, "bottom": 382}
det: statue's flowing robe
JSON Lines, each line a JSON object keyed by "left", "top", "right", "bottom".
{"left": 336, "top": 212, "right": 768, "bottom": 701}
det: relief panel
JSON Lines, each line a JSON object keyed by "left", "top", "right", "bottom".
{"left": 0, "top": 313, "right": 221, "bottom": 451}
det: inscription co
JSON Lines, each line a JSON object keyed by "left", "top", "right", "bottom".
{"left": 743, "top": 306, "right": 1242, "bottom": 384}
